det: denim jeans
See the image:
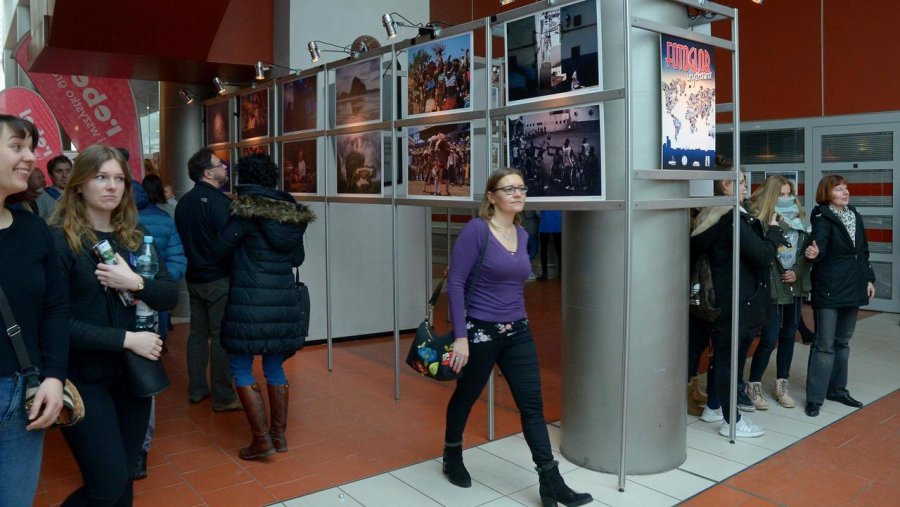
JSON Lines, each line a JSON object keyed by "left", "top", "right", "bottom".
{"left": 806, "top": 307, "right": 858, "bottom": 404}
{"left": 229, "top": 353, "right": 287, "bottom": 388}
{"left": 445, "top": 318, "right": 554, "bottom": 466}
{"left": 186, "top": 278, "right": 236, "bottom": 405}
{"left": 710, "top": 319, "right": 757, "bottom": 423}
{"left": 750, "top": 299, "right": 800, "bottom": 381}
{"left": 0, "top": 375, "right": 45, "bottom": 507}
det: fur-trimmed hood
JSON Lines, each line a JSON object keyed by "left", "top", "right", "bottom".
{"left": 229, "top": 185, "right": 315, "bottom": 252}
{"left": 691, "top": 206, "right": 731, "bottom": 237}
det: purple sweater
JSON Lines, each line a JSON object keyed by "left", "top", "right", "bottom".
{"left": 448, "top": 218, "right": 531, "bottom": 337}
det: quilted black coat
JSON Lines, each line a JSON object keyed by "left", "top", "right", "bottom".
{"left": 214, "top": 185, "right": 315, "bottom": 355}
{"left": 809, "top": 205, "right": 876, "bottom": 308}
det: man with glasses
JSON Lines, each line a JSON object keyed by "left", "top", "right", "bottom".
{"left": 35, "top": 154, "right": 72, "bottom": 219}
{"left": 175, "top": 148, "right": 241, "bottom": 412}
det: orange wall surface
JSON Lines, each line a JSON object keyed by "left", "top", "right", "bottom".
{"left": 433, "top": 0, "right": 900, "bottom": 121}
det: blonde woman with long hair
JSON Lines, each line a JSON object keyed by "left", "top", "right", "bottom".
{"left": 744, "top": 175, "right": 814, "bottom": 410}
{"left": 50, "top": 144, "right": 178, "bottom": 506}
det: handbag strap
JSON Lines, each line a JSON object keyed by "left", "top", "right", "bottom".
{"left": 0, "top": 282, "right": 40, "bottom": 383}
{"left": 426, "top": 218, "right": 491, "bottom": 317}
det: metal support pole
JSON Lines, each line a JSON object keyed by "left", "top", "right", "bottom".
{"left": 391, "top": 46, "right": 402, "bottom": 401}
{"left": 484, "top": 16, "right": 496, "bottom": 442}
{"left": 323, "top": 64, "right": 334, "bottom": 372}
{"left": 726, "top": 9, "right": 742, "bottom": 443}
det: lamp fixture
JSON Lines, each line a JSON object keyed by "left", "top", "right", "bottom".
{"left": 254, "top": 61, "right": 300, "bottom": 81}
{"left": 752, "top": 0, "right": 764, "bottom": 3}
{"left": 500, "top": 0, "right": 516, "bottom": 5}
{"left": 213, "top": 77, "right": 254, "bottom": 96}
{"left": 307, "top": 40, "right": 363, "bottom": 62}
{"left": 178, "top": 88, "right": 195, "bottom": 104}
{"left": 382, "top": 12, "right": 439, "bottom": 39}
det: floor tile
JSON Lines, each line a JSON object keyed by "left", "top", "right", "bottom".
{"left": 339, "top": 474, "right": 443, "bottom": 507}
{"left": 457, "top": 447, "right": 539, "bottom": 495}
{"left": 389, "top": 460, "right": 503, "bottom": 507}
{"left": 282, "top": 488, "right": 363, "bottom": 507}
{"left": 685, "top": 427, "right": 774, "bottom": 465}
{"left": 678, "top": 448, "right": 746, "bottom": 482}
{"left": 200, "top": 480, "right": 277, "bottom": 506}
{"left": 627, "top": 468, "right": 716, "bottom": 500}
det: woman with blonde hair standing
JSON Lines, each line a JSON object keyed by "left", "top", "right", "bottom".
{"left": 744, "top": 175, "right": 815, "bottom": 410}
{"left": 442, "top": 168, "right": 591, "bottom": 506}
{"left": 51, "top": 144, "right": 178, "bottom": 505}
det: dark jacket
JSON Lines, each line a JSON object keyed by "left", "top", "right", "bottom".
{"left": 174, "top": 181, "right": 231, "bottom": 283}
{"left": 134, "top": 182, "right": 187, "bottom": 281}
{"left": 690, "top": 206, "right": 783, "bottom": 337}
{"left": 214, "top": 185, "right": 315, "bottom": 355}
{"left": 809, "top": 205, "right": 875, "bottom": 308}
{"left": 53, "top": 229, "right": 179, "bottom": 382}
{"left": 765, "top": 223, "right": 812, "bottom": 304}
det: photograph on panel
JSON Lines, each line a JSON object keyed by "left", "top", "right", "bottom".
{"left": 407, "top": 32, "right": 472, "bottom": 117}
{"left": 661, "top": 34, "right": 716, "bottom": 169}
{"left": 283, "top": 139, "right": 318, "bottom": 194}
{"left": 335, "top": 131, "right": 382, "bottom": 195}
{"left": 406, "top": 122, "right": 472, "bottom": 198}
{"left": 507, "top": 104, "right": 604, "bottom": 199}
{"left": 206, "top": 100, "right": 230, "bottom": 145}
{"left": 239, "top": 87, "right": 270, "bottom": 140}
{"left": 240, "top": 144, "right": 271, "bottom": 158}
{"left": 505, "top": 0, "right": 600, "bottom": 104}
{"left": 211, "top": 148, "right": 232, "bottom": 193}
{"left": 334, "top": 57, "right": 382, "bottom": 127}
{"left": 282, "top": 75, "right": 318, "bottom": 134}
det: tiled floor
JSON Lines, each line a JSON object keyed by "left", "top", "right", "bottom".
{"left": 32, "top": 280, "right": 900, "bottom": 506}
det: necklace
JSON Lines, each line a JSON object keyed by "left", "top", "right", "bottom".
{"left": 490, "top": 219, "right": 515, "bottom": 241}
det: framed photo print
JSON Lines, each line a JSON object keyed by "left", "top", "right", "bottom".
{"left": 507, "top": 104, "right": 604, "bottom": 199}
{"left": 281, "top": 75, "right": 318, "bottom": 134}
{"left": 406, "top": 122, "right": 472, "bottom": 199}
{"left": 335, "top": 131, "right": 382, "bottom": 195}
{"left": 205, "top": 99, "right": 230, "bottom": 145}
{"left": 282, "top": 139, "right": 318, "bottom": 194}
{"left": 334, "top": 57, "right": 382, "bottom": 127}
{"left": 505, "top": 0, "right": 601, "bottom": 105}
{"left": 239, "top": 143, "right": 271, "bottom": 158}
{"left": 407, "top": 32, "right": 473, "bottom": 118}
{"left": 239, "top": 87, "right": 270, "bottom": 141}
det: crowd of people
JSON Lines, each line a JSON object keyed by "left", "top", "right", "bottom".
{"left": 509, "top": 133, "right": 601, "bottom": 196}
{"left": 408, "top": 46, "right": 471, "bottom": 115}
{"left": 408, "top": 131, "right": 471, "bottom": 195}
{"left": 688, "top": 161, "right": 875, "bottom": 439}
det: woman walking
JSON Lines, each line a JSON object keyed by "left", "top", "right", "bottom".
{"left": 51, "top": 144, "right": 178, "bottom": 505}
{"left": 213, "top": 154, "right": 314, "bottom": 460}
{"left": 443, "top": 168, "right": 591, "bottom": 506}
{"left": 0, "top": 115, "right": 69, "bottom": 507}
{"left": 805, "top": 174, "right": 875, "bottom": 417}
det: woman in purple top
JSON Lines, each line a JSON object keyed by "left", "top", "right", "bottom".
{"left": 442, "top": 169, "right": 591, "bottom": 507}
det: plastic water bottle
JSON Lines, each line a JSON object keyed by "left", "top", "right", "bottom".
{"left": 134, "top": 236, "right": 160, "bottom": 331}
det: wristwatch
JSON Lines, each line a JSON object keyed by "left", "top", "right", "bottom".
{"left": 135, "top": 277, "right": 145, "bottom": 292}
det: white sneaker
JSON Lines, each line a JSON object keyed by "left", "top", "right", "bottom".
{"left": 527, "top": 271, "right": 537, "bottom": 281}
{"left": 700, "top": 405, "right": 724, "bottom": 422}
{"left": 719, "top": 417, "right": 765, "bottom": 438}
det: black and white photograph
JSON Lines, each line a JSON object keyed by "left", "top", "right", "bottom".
{"left": 505, "top": 0, "right": 600, "bottom": 104}
{"left": 334, "top": 57, "right": 382, "bottom": 127}
{"left": 239, "top": 87, "right": 270, "bottom": 140}
{"left": 282, "top": 140, "right": 317, "bottom": 194}
{"left": 206, "top": 100, "right": 230, "bottom": 145}
{"left": 407, "top": 32, "right": 472, "bottom": 118}
{"left": 335, "top": 131, "right": 382, "bottom": 195}
{"left": 282, "top": 75, "right": 318, "bottom": 134}
{"left": 507, "top": 104, "right": 604, "bottom": 199}
{"left": 407, "top": 122, "right": 472, "bottom": 199}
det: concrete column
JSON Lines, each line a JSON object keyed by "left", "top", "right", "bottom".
{"left": 159, "top": 82, "right": 205, "bottom": 197}
{"left": 559, "top": 0, "right": 698, "bottom": 474}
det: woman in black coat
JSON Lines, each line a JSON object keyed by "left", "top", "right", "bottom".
{"left": 804, "top": 174, "right": 875, "bottom": 417}
{"left": 213, "top": 154, "right": 315, "bottom": 460}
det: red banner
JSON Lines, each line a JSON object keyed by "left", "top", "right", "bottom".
{"left": 0, "top": 87, "right": 64, "bottom": 177}
{"left": 14, "top": 33, "right": 143, "bottom": 178}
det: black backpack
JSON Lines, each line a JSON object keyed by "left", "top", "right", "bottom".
{"left": 689, "top": 252, "right": 720, "bottom": 322}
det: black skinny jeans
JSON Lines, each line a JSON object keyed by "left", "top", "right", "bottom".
{"left": 60, "top": 376, "right": 152, "bottom": 506}
{"left": 445, "top": 317, "right": 554, "bottom": 466}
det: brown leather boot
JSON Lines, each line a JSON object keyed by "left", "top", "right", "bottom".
{"left": 235, "top": 384, "right": 275, "bottom": 460}
{"left": 267, "top": 384, "right": 289, "bottom": 452}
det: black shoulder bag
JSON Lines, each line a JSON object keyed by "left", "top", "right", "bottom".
{"left": 406, "top": 221, "right": 490, "bottom": 381}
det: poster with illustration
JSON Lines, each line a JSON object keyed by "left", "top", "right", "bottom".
{"left": 334, "top": 57, "right": 382, "bottom": 127}
{"left": 282, "top": 75, "right": 317, "bottom": 134}
{"left": 505, "top": 0, "right": 600, "bottom": 104}
{"left": 507, "top": 104, "right": 604, "bottom": 200}
{"left": 335, "top": 131, "right": 382, "bottom": 195}
{"left": 407, "top": 32, "right": 473, "bottom": 118}
{"left": 660, "top": 34, "right": 715, "bottom": 169}
{"left": 282, "top": 140, "right": 317, "bottom": 194}
{"left": 239, "top": 87, "right": 270, "bottom": 140}
{"left": 206, "top": 100, "right": 230, "bottom": 145}
{"left": 406, "top": 122, "right": 472, "bottom": 199}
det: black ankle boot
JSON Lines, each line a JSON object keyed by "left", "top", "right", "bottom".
{"left": 536, "top": 461, "right": 592, "bottom": 507}
{"left": 442, "top": 444, "right": 471, "bottom": 488}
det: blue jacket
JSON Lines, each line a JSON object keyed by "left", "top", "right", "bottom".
{"left": 134, "top": 181, "right": 187, "bottom": 281}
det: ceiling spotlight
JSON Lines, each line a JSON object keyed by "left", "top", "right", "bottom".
{"left": 308, "top": 41, "right": 321, "bottom": 63}
{"left": 254, "top": 60, "right": 299, "bottom": 81}
{"left": 382, "top": 13, "right": 398, "bottom": 39}
{"left": 500, "top": 0, "right": 516, "bottom": 4}
{"left": 255, "top": 61, "right": 267, "bottom": 80}
{"left": 213, "top": 77, "right": 227, "bottom": 96}
{"left": 307, "top": 40, "right": 358, "bottom": 62}
{"left": 381, "top": 12, "right": 439, "bottom": 38}
{"left": 178, "top": 88, "right": 195, "bottom": 104}
{"left": 752, "top": 0, "right": 764, "bottom": 3}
